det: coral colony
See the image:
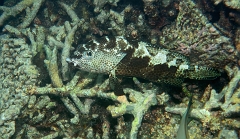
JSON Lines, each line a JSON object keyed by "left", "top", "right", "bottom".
{"left": 0, "top": 0, "right": 239, "bottom": 138}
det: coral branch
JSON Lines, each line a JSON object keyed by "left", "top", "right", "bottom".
{"left": 0, "top": 0, "right": 34, "bottom": 26}
{"left": 44, "top": 45, "right": 63, "bottom": 87}
{"left": 107, "top": 86, "right": 158, "bottom": 138}
{"left": 166, "top": 66, "right": 240, "bottom": 136}
{"left": 18, "top": 0, "right": 46, "bottom": 28}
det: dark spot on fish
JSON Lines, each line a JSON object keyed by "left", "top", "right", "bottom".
{"left": 105, "top": 37, "right": 117, "bottom": 49}
{"left": 88, "top": 41, "right": 97, "bottom": 51}
{"left": 96, "top": 36, "right": 109, "bottom": 44}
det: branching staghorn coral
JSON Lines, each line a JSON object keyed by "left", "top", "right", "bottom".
{"left": 107, "top": 78, "right": 158, "bottom": 139}
{"left": 31, "top": 72, "right": 159, "bottom": 138}
{"left": 0, "top": 0, "right": 45, "bottom": 28}
{"left": 3, "top": 24, "right": 45, "bottom": 56}
{"left": 0, "top": 0, "right": 239, "bottom": 138}
{"left": 212, "top": 0, "right": 240, "bottom": 10}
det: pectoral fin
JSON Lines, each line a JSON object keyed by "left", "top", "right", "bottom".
{"left": 109, "top": 70, "right": 125, "bottom": 96}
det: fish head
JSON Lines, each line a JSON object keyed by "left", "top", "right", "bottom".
{"left": 66, "top": 43, "right": 126, "bottom": 74}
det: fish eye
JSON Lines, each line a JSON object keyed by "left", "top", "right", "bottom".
{"left": 87, "top": 51, "right": 92, "bottom": 56}
{"left": 82, "top": 50, "right": 94, "bottom": 60}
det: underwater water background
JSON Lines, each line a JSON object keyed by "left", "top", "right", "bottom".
{"left": 0, "top": 0, "right": 239, "bottom": 138}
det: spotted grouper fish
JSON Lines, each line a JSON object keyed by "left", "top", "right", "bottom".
{"left": 66, "top": 36, "right": 220, "bottom": 95}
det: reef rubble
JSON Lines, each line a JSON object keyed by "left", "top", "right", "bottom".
{"left": 0, "top": 0, "right": 239, "bottom": 138}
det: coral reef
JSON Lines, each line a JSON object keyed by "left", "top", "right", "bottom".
{"left": 0, "top": 0, "right": 239, "bottom": 138}
{"left": 0, "top": 0, "right": 34, "bottom": 27}
{"left": 0, "top": 29, "right": 39, "bottom": 138}
{"left": 212, "top": 0, "right": 240, "bottom": 10}
{"left": 165, "top": 65, "right": 240, "bottom": 138}
{"left": 93, "top": 0, "right": 120, "bottom": 13}
{"left": 159, "top": 0, "right": 238, "bottom": 68}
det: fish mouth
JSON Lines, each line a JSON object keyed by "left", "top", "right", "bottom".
{"left": 66, "top": 58, "right": 79, "bottom": 67}
{"left": 66, "top": 58, "right": 73, "bottom": 64}
{"left": 66, "top": 58, "right": 72, "bottom": 62}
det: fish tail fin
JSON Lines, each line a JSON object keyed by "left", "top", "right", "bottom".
{"left": 185, "top": 66, "right": 221, "bottom": 80}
